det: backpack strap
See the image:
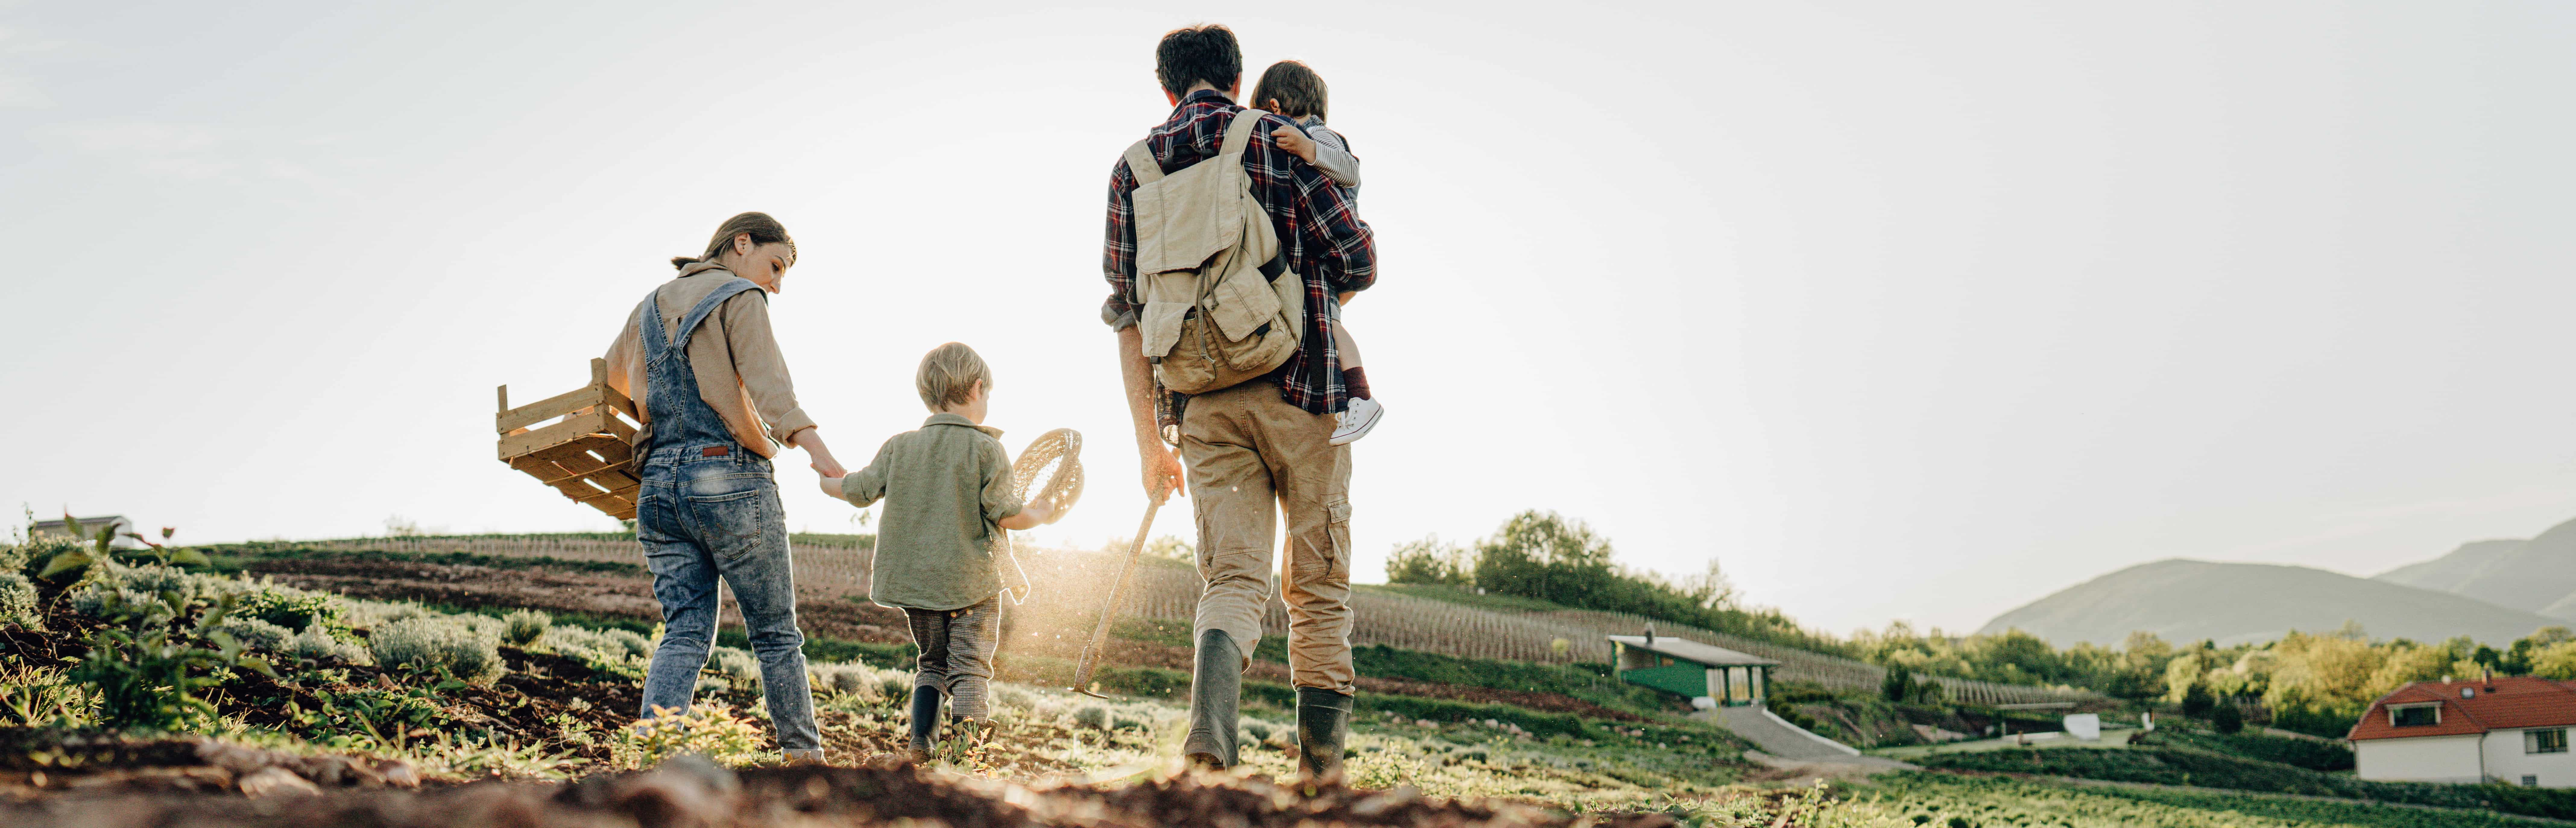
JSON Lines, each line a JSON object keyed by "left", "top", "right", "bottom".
{"left": 1220, "top": 108, "right": 1271, "bottom": 157}
{"left": 1123, "top": 140, "right": 1162, "bottom": 185}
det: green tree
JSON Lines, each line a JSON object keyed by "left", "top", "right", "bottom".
{"left": 2212, "top": 702, "right": 2244, "bottom": 734}
{"left": 2180, "top": 683, "right": 2215, "bottom": 718}
{"left": 1882, "top": 664, "right": 1915, "bottom": 702}
{"left": 1384, "top": 535, "right": 1470, "bottom": 586}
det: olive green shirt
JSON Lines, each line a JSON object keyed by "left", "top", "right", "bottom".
{"left": 842, "top": 413, "right": 1023, "bottom": 611}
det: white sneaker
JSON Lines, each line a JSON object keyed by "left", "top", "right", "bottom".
{"left": 1331, "top": 397, "right": 1383, "bottom": 445}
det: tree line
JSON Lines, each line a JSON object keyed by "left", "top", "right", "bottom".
{"left": 1389, "top": 509, "right": 2576, "bottom": 729}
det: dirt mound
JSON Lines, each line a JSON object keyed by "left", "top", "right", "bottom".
{"left": 5, "top": 757, "right": 1684, "bottom": 828}
{"left": 0, "top": 729, "right": 418, "bottom": 801}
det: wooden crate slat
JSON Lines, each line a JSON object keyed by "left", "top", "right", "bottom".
{"left": 496, "top": 385, "right": 611, "bottom": 434}
{"left": 497, "top": 408, "right": 613, "bottom": 460}
{"left": 498, "top": 365, "right": 650, "bottom": 520}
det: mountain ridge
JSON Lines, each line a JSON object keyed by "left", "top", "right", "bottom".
{"left": 1979, "top": 558, "right": 2561, "bottom": 648}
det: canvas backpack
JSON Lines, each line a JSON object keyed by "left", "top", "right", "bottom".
{"left": 1123, "top": 108, "right": 1305, "bottom": 396}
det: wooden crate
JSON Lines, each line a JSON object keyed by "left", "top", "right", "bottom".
{"left": 496, "top": 358, "right": 643, "bottom": 519}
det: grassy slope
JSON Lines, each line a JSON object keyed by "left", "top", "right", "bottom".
{"left": 1911, "top": 738, "right": 2576, "bottom": 821}
{"left": 1857, "top": 773, "right": 2564, "bottom": 828}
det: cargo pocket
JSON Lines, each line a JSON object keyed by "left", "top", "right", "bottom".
{"left": 1297, "top": 497, "right": 1352, "bottom": 580}
{"left": 1140, "top": 300, "right": 1194, "bottom": 359}
{"left": 683, "top": 471, "right": 771, "bottom": 560}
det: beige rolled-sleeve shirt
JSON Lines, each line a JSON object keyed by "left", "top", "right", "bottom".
{"left": 603, "top": 262, "right": 818, "bottom": 460}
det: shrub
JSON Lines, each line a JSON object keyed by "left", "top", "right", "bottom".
{"left": 212, "top": 615, "right": 292, "bottom": 652}
{"left": 503, "top": 609, "right": 551, "bottom": 647}
{"left": 712, "top": 647, "right": 760, "bottom": 686}
{"left": 621, "top": 702, "right": 768, "bottom": 767}
{"left": 368, "top": 617, "right": 504, "bottom": 684}
{"left": 68, "top": 592, "right": 277, "bottom": 730}
{"left": 2180, "top": 683, "right": 2215, "bottom": 717}
{"left": 235, "top": 589, "right": 341, "bottom": 633}
{"left": 2213, "top": 703, "right": 2244, "bottom": 734}
{"left": 607, "top": 629, "right": 654, "bottom": 660}
{"left": 1073, "top": 705, "right": 1110, "bottom": 730}
{"left": 0, "top": 572, "right": 37, "bottom": 629}
{"left": 287, "top": 622, "right": 369, "bottom": 664}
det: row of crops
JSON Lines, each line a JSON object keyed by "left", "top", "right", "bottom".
{"left": 295, "top": 536, "right": 2091, "bottom": 704}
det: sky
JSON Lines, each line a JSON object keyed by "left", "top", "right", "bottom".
{"left": 4, "top": 1, "right": 2573, "bottom": 639}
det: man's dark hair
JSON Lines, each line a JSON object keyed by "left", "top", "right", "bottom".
{"left": 1250, "top": 60, "right": 1328, "bottom": 121}
{"left": 1155, "top": 24, "right": 1241, "bottom": 99}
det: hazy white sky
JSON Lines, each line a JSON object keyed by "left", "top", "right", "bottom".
{"left": 5, "top": 1, "right": 2572, "bottom": 639}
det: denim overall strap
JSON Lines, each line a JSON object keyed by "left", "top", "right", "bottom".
{"left": 637, "top": 277, "right": 764, "bottom": 454}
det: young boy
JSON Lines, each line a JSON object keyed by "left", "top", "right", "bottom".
{"left": 1252, "top": 59, "right": 1381, "bottom": 445}
{"left": 819, "top": 342, "right": 1059, "bottom": 761}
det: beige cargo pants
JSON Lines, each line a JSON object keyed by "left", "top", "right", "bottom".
{"left": 1182, "top": 380, "right": 1355, "bottom": 695}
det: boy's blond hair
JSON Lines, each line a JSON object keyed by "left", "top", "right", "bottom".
{"left": 916, "top": 342, "right": 991, "bottom": 411}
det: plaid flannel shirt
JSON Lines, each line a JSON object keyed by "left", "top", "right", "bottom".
{"left": 1101, "top": 90, "right": 1376, "bottom": 418}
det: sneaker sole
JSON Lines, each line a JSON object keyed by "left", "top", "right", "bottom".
{"left": 1329, "top": 404, "right": 1382, "bottom": 446}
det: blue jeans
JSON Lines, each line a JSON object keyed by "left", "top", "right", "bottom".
{"left": 634, "top": 448, "right": 819, "bottom": 752}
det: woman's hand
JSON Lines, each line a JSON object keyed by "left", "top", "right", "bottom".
{"left": 793, "top": 428, "right": 847, "bottom": 478}
{"left": 1271, "top": 126, "right": 1319, "bottom": 165}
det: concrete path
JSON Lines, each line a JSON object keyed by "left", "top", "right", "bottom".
{"left": 1706, "top": 706, "right": 1915, "bottom": 770}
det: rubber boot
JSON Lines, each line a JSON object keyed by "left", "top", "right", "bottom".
{"left": 1182, "top": 629, "right": 1242, "bottom": 769}
{"left": 906, "top": 688, "right": 940, "bottom": 763}
{"left": 1295, "top": 687, "right": 1353, "bottom": 781}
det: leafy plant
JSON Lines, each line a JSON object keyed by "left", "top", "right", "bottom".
{"left": 36, "top": 516, "right": 207, "bottom": 582}
{"left": 66, "top": 591, "right": 278, "bottom": 731}
{"left": 619, "top": 702, "right": 768, "bottom": 767}
{"left": 503, "top": 609, "right": 551, "bottom": 647}
{"left": 369, "top": 617, "right": 504, "bottom": 684}
{"left": 2213, "top": 701, "right": 2245, "bottom": 734}
{"left": 0, "top": 572, "right": 36, "bottom": 629}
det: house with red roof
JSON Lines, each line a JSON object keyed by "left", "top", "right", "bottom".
{"left": 2348, "top": 675, "right": 2576, "bottom": 787}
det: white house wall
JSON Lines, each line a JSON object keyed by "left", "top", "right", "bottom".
{"left": 2356, "top": 735, "right": 2486, "bottom": 784}
{"left": 2483, "top": 728, "right": 2576, "bottom": 788}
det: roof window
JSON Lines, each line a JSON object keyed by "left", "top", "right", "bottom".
{"left": 2392, "top": 704, "right": 2440, "bottom": 728}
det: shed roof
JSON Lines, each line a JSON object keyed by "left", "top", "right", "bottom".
{"left": 2347, "top": 676, "right": 2576, "bottom": 741}
{"left": 1608, "top": 635, "right": 1779, "bottom": 668}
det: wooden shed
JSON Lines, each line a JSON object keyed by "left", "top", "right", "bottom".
{"left": 1609, "top": 634, "right": 1779, "bottom": 707}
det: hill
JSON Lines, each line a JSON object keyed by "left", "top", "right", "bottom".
{"left": 1979, "top": 558, "right": 2562, "bottom": 647}
{"left": 2373, "top": 539, "right": 2525, "bottom": 594}
{"left": 2371, "top": 516, "right": 2576, "bottom": 619}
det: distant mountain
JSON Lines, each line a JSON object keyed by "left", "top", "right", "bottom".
{"left": 1980, "top": 558, "right": 2563, "bottom": 648}
{"left": 2375, "top": 539, "right": 2526, "bottom": 594}
{"left": 2370, "top": 517, "right": 2576, "bottom": 621}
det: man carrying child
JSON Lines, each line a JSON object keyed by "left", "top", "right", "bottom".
{"left": 1098, "top": 24, "right": 1377, "bottom": 778}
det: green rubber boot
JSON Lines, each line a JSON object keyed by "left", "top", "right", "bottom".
{"left": 1296, "top": 686, "right": 1353, "bottom": 781}
{"left": 1183, "top": 629, "right": 1242, "bottom": 769}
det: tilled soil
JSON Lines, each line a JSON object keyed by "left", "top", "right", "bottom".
{"left": 243, "top": 558, "right": 1649, "bottom": 722}
{"left": 4, "top": 755, "right": 1688, "bottom": 828}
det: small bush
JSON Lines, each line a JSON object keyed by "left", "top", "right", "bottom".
{"left": 234, "top": 589, "right": 340, "bottom": 633}
{"left": 0, "top": 572, "right": 37, "bottom": 629}
{"left": 287, "top": 622, "right": 369, "bottom": 664}
{"left": 2213, "top": 703, "right": 2245, "bottom": 734}
{"left": 712, "top": 647, "right": 760, "bottom": 686}
{"left": 1073, "top": 705, "right": 1109, "bottom": 730}
{"left": 369, "top": 617, "right": 504, "bottom": 684}
{"left": 621, "top": 702, "right": 767, "bottom": 767}
{"left": 993, "top": 685, "right": 1036, "bottom": 712}
{"left": 503, "top": 609, "right": 551, "bottom": 647}
{"left": 607, "top": 629, "right": 653, "bottom": 659}
{"left": 212, "top": 615, "right": 292, "bottom": 652}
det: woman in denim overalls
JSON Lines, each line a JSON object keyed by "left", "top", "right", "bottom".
{"left": 606, "top": 213, "right": 844, "bottom": 762}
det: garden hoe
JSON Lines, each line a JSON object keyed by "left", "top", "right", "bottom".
{"left": 1070, "top": 494, "right": 1162, "bottom": 699}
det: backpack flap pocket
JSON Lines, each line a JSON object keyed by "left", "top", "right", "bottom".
{"left": 1139, "top": 301, "right": 1193, "bottom": 359}
{"left": 1131, "top": 171, "right": 1243, "bottom": 276}
{"left": 1203, "top": 260, "right": 1283, "bottom": 341}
